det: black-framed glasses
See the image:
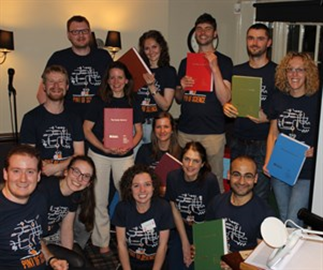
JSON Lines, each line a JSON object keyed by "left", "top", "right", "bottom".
{"left": 70, "top": 167, "right": 92, "bottom": 182}
{"left": 231, "top": 171, "right": 256, "bottom": 181}
{"left": 69, "top": 29, "right": 90, "bottom": 36}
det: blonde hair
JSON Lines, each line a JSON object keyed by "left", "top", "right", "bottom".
{"left": 275, "top": 52, "right": 319, "bottom": 96}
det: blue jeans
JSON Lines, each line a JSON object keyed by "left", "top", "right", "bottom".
{"left": 230, "top": 137, "right": 270, "bottom": 201}
{"left": 271, "top": 178, "right": 310, "bottom": 226}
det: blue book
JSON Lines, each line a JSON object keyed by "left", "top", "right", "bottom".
{"left": 267, "top": 133, "right": 309, "bottom": 186}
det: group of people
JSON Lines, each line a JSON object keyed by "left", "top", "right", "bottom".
{"left": 1, "top": 9, "right": 320, "bottom": 270}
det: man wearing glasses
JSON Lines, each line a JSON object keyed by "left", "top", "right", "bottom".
{"left": 206, "top": 155, "right": 275, "bottom": 253}
{"left": 37, "top": 15, "right": 112, "bottom": 122}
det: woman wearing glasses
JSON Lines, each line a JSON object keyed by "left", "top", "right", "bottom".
{"left": 165, "top": 141, "right": 220, "bottom": 269}
{"left": 263, "top": 52, "right": 320, "bottom": 226}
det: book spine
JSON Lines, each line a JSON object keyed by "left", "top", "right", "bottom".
{"left": 132, "top": 47, "right": 152, "bottom": 74}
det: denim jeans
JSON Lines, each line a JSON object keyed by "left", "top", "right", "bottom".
{"left": 230, "top": 137, "right": 270, "bottom": 201}
{"left": 271, "top": 177, "right": 310, "bottom": 226}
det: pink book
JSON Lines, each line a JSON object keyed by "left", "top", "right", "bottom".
{"left": 155, "top": 153, "right": 182, "bottom": 186}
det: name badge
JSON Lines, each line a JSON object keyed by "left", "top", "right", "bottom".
{"left": 141, "top": 219, "right": 156, "bottom": 232}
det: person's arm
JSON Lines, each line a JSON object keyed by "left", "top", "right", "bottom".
{"left": 247, "top": 109, "right": 270, "bottom": 124}
{"left": 263, "top": 119, "right": 279, "bottom": 176}
{"left": 60, "top": 211, "right": 76, "bottom": 250}
{"left": 41, "top": 240, "right": 69, "bottom": 270}
{"left": 133, "top": 122, "right": 143, "bottom": 148}
{"left": 36, "top": 80, "right": 47, "bottom": 104}
{"left": 116, "top": 226, "right": 131, "bottom": 270}
{"left": 170, "top": 201, "right": 192, "bottom": 268}
{"left": 42, "top": 141, "right": 85, "bottom": 177}
{"left": 152, "top": 230, "right": 170, "bottom": 270}
{"left": 204, "top": 52, "right": 231, "bottom": 105}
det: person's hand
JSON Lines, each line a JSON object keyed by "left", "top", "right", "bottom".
{"left": 42, "top": 162, "right": 62, "bottom": 177}
{"left": 247, "top": 109, "right": 269, "bottom": 124}
{"left": 180, "top": 76, "right": 194, "bottom": 89}
{"left": 220, "top": 260, "right": 232, "bottom": 270}
{"left": 204, "top": 51, "right": 219, "bottom": 70}
{"left": 115, "top": 147, "right": 130, "bottom": 156}
{"left": 49, "top": 258, "right": 69, "bottom": 270}
{"left": 143, "top": 73, "right": 156, "bottom": 86}
{"left": 305, "top": 147, "right": 314, "bottom": 158}
{"left": 223, "top": 103, "right": 238, "bottom": 118}
{"left": 182, "top": 241, "right": 193, "bottom": 267}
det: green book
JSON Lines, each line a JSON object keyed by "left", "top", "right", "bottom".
{"left": 231, "top": 75, "right": 262, "bottom": 118}
{"left": 193, "top": 219, "right": 228, "bottom": 270}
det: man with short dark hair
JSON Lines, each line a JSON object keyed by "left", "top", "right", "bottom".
{"left": 223, "top": 23, "right": 277, "bottom": 201}
{"left": 0, "top": 145, "right": 68, "bottom": 269}
{"left": 37, "top": 15, "right": 112, "bottom": 121}
{"left": 206, "top": 156, "right": 275, "bottom": 252}
{"left": 20, "top": 65, "right": 84, "bottom": 177}
{"left": 175, "top": 13, "right": 233, "bottom": 192}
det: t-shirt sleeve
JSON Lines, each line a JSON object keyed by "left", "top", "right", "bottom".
{"left": 165, "top": 66, "right": 177, "bottom": 89}
{"left": 19, "top": 113, "right": 36, "bottom": 144}
{"left": 177, "top": 58, "right": 186, "bottom": 84}
{"left": 164, "top": 171, "right": 177, "bottom": 202}
{"left": 111, "top": 202, "right": 126, "bottom": 227}
{"left": 133, "top": 98, "right": 144, "bottom": 124}
{"left": 84, "top": 96, "right": 103, "bottom": 122}
{"left": 158, "top": 200, "right": 175, "bottom": 231}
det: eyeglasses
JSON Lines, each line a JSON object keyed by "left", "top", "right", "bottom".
{"left": 70, "top": 167, "right": 92, "bottom": 182}
{"left": 286, "top": 68, "right": 306, "bottom": 74}
{"left": 231, "top": 171, "right": 256, "bottom": 181}
{"left": 69, "top": 29, "right": 90, "bottom": 36}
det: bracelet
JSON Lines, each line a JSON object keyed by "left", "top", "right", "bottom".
{"left": 151, "top": 91, "right": 158, "bottom": 96}
{"left": 47, "top": 256, "right": 57, "bottom": 266}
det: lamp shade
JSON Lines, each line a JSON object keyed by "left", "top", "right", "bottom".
{"left": 0, "top": 30, "right": 14, "bottom": 51}
{"left": 89, "top": 31, "right": 98, "bottom": 48}
{"left": 105, "top": 31, "right": 121, "bottom": 51}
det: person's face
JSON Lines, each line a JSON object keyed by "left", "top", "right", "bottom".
{"left": 107, "top": 68, "right": 128, "bottom": 96}
{"left": 246, "top": 29, "right": 272, "bottom": 57}
{"left": 65, "top": 160, "right": 93, "bottom": 193}
{"left": 195, "top": 23, "right": 217, "bottom": 47}
{"left": 228, "top": 158, "right": 258, "bottom": 198}
{"left": 3, "top": 154, "right": 41, "bottom": 204}
{"left": 131, "top": 172, "right": 154, "bottom": 208}
{"left": 287, "top": 57, "right": 306, "bottom": 94}
{"left": 182, "top": 148, "right": 204, "bottom": 181}
{"left": 143, "top": 38, "right": 161, "bottom": 65}
{"left": 67, "top": 21, "right": 91, "bottom": 49}
{"left": 154, "top": 117, "right": 173, "bottom": 144}
{"left": 44, "top": 71, "right": 68, "bottom": 101}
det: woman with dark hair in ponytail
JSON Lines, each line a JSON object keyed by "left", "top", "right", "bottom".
{"left": 165, "top": 141, "right": 220, "bottom": 269}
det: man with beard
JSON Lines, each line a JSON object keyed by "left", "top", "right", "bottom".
{"left": 206, "top": 155, "right": 275, "bottom": 253}
{"left": 20, "top": 65, "right": 84, "bottom": 177}
{"left": 175, "top": 13, "right": 233, "bottom": 192}
{"left": 36, "top": 15, "right": 112, "bottom": 122}
{"left": 223, "top": 23, "right": 277, "bottom": 201}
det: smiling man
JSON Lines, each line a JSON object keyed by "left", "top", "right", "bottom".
{"left": 206, "top": 155, "right": 275, "bottom": 252}
{"left": 20, "top": 65, "right": 84, "bottom": 177}
{"left": 0, "top": 145, "right": 68, "bottom": 269}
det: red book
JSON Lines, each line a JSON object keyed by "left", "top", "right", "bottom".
{"left": 118, "top": 47, "right": 152, "bottom": 92}
{"left": 185, "top": 52, "right": 213, "bottom": 92}
{"left": 103, "top": 108, "right": 133, "bottom": 149}
{"left": 155, "top": 153, "right": 182, "bottom": 186}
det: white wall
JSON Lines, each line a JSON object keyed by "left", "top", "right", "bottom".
{"left": 0, "top": 0, "right": 242, "bottom": 133}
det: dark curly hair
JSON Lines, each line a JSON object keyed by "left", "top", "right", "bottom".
{"left": 139, "top": 30, "right": 170, "bottom": 67}
{"left": 195, "top": 13, "right": 217, "bottom": 31}
{"left": 98, "top": 61, "right": 134, "bottom": 104}
{"left": 68, "top": 155, "right": 96, "bottom": 232}
{"left": 119, "top": 164, "right": 161, "bottom": 202}
{"left": 275, "top": 51, "right": 319, "bottom": 96}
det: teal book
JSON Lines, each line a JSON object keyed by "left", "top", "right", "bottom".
{"left": 193, "top": 219, "right": 228, "bottom": 270}
{"left": 231, "top": 75, "right": 262, "bottom": 118}
{"left": 267, "top": 133, "right": 310, "bottom": 186}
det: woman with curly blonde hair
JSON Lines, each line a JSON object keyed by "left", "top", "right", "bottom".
{"left": 263, "top": 52, "right": 320, "bottom": 226}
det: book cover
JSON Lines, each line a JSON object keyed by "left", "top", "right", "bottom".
{"left": 231, "top": 75, "right": 262, "bottom": 118}
{"left": 155, "top": 153, "right": 182, "bottom": 186}
{"left": 267, "top": 133, "right": 310, "bottom": 186}
{"left": 117, "top": 47, "right": 152, "bottom": 92}
{"left": 193, "top": 219, "right": 228, "bottom": 270}
{"left": 185, "top": 52, "right": 213, "bottom": 92}
{"left": 103, "top": 108, "right": 133, "bottom": 149}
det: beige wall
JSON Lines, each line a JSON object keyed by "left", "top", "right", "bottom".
{"left": 0, "top": 0, "right": 245, "bottom": 134}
